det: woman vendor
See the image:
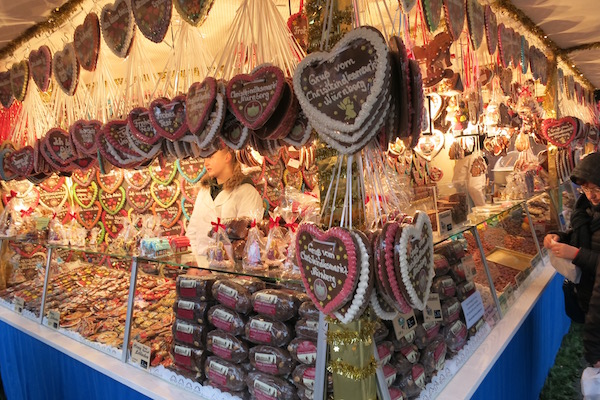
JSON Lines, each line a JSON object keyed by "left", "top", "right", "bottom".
{"left": 186, "top": 140, "right": 264, "bottom": 261}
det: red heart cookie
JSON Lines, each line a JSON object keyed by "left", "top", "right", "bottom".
{"left": 126, "top": 186, "right": 153, "bottom": 212}
{"left": 74, "top": 13, "right": 101, "bottom": 71}
{"left": 71, "top": 166, "right": 97, "bottom": 187}
{"left": 132, "top": 0, "right": 172, "bottom": 43}
{"left": 10, "top": 60, "right": 30, "bottom": 102}
{"left": 149, "top": 96, "right": 189, "bottom": 141}
{"left": 29, "top": 45, "right": 52, "bottom": 92}
{"left": 70, "top": 120, "right": 102, "bottom": 156}
{"left": 96, "top": 168, "right": 124, "bottom": 193}
{"left": 150, "top": 180, "right": 180, "bottom": 208}
{"left": 76, "top": 201, "right": 102, "bottom": 229}
{"left": 0, "top": 71, "right": 15, "bottom": 108}
{"left": 101, "top": 0, "right": 136, "bottom": 58}
{"left": 173, "top": 0, "right": 215, "bottom": 27}
{"left": 102, "top": 209, "right": 128, "bottom": 238}
{"left": 295, "top": 223, "right": 359, "bottom": 315}
{"left": 124, "top": 169, "right": 151, "bottom": 189}
{"left": 227, "top": 65, "right": 285, "bottom": 130}
{"left": 99, "top": 186, "right": 126, "bottom": 215}
{"left": 53, "top": 43, "right": 80, "bottom": 96}
{"left": 128, "top": 107, "right": 161, "bottom": 145}
{"left": 186, "top": 77, "right": 217, "bottom": 134}
{"left": 44, "top": 128, "right": 77, "bottom": 165}
{"left": 543, "top": 117, "right": 577, "bottom": 148}
{"left": 176, "top": 157, "right": 205, "bottom": 184}
{"left": 5, "top": 146, "right": 34, "bottom": 178}
{"left": 149, "top": 161, "right": 176, "bottom": 185}
{"left": 153, "top": 202, "right": 181, "bottom": 229}
{"left": 288, "top": 12, "right": 308, "bottom": 52}
{"left": 73, "top": 181, "right": 98, "bottom": 209}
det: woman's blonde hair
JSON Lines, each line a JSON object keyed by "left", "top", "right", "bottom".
{"left": 200, "top": 147, "right": 246, "bottom": 191}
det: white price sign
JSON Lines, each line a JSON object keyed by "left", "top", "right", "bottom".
{"left": 47, "top": 310, "right": 60, "bottom": 329}
{"left": 13, "top": 296, "right": 24, "bottom": 314}
{"left": 131, "top": 340, "right": 151, "bottom": 370}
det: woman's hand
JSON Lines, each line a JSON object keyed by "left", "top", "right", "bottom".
{"left": 549, "top": 242, "right": 579, "bottom": 260}
{"left": 543, "top": 234, "right": 560, "bottom": 249}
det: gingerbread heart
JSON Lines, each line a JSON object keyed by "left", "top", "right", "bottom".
{"left": 99, "top": 186, "right": 126, "bottom": 215}
{"left": 173, "top": 0, "right": 215, "bottom": 27}
{"left": 73, "top": 181, "right": 98, "bottom": 209}
{"left": 70, "top": 120, "right": 102, "bottom": 156}
{"left": 126, "top": 187, "right": 153, "bottom": 212}
{"left": 423, "top": 0, "right": 443, "bottom": 32}
{"left": 288, "top": 12, "right": 308, "bottom": 52}
{"left": 153, "top": 202, "right": 181, "bottom": 228}
{"left": 149, "top": 96, "right": 189, "bottom": 141}
{"left": 101, "top": 0, "right": 136, "bottom": 58}
{"left": 443, "top": 0, "right": 466, "bottom": 41}
{"left": 181, "top": 196, "right": 194, "bottom": 220}
{"left": 227, "top": 66, "right": 285, "bottom": 130}
{"left": 71, "top": 167, "right": 96, "bottom": 187}
{"left": 294, "top": 27, "right": 388, "bottom": 134}
{"left": 103, "top": 120, "right": 142, "bottom": 157}
{"left": 132, "top": 0, "right": 172, "bottom": 43}
{"left": 220, "top": 112, "right": 251, "bottom": 150}
{"left": 282, "top": 111, "right": 312, "bottom": 147}
{"left": 39, "top": 175, "right": 65, "bottom": 192}
{"left": 484, "top": 5, "right": 498, "bottom": 56}
{"left": 127, "top": 129, "right": 162, "bottom": 160}
{"left": 181, "top": 178, "right": 201, "bottom": 202}
{"left": 96, "top": 168, "right": 124, "bottom": 193}
{"left": 74, "top": 13, "right": 101, "bottom": 71}
{"left": 102, "top": 209, "right": 128, "bottom": 238}
{"left": 5, "top": 146, "right": 34, "bottom": 178}
{"left": 466, "top": 0, "right": 484, "bottom": 50}
{"left": 195, "top": 92, "right": 226, "bottom": 148}
{"left": 176, "top": 157, "right": 205, "bottom": 184}
{"left": 10, "top": 60, "right": 30, "bottom": 102}
{"left": 149, "top": 161, "right": 176, "bottom": 185}
{"left": 128, "top": 107, "right": 161, "bottom": 145}
{"left": 543, "top": 117, "right": 577, "bottom": 148}
{"left": 413, "top": 130, "right": 444, "bottom": 161}
{"left": 0, "top": 71, "right": 15, "bottom": 108}
{"left": 150, "top": 180, "right": 180, "bottom": 208}
{"left": 186, "top": 77, "right": 217, "bottom": 134}
{"left": 29, "top": 45, "right": 52, "bottom": 92}
{"left": 39, "top": 184, "right": 68, "bottom": 209}
{"left": 295, "top": 223, "right": 359, "bottom": 315}
{"left": 45, "top": 128, "right": 77, "bottom": 165}
{"left": 97, "top": 131, "right": 140, "bottom": 169}
{"left": 53, "top": 43, "right": 79, "bottom": 96}
{"left": 395, "top": 212, "right": 434, "bottom": 310}
{"left": 124, "top": 169, "right": 151, "bottom": 189}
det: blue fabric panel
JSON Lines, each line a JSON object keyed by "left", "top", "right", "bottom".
{"left": 0, "top": 321, "right": 150, "bottom": 400}
{"left": 473, "top": 273, "right": 571, "bottom": 399}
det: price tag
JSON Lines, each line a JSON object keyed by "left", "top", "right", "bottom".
{"left": 48, "top": 310, "right": 60, "bottom": 329}
{"left": 13, "top": 296, "right": 24, "bottom": 314}
{"left": 131, "top": 340, "right": 151, "bottom": 370}
{"left": 461, "top": 291, "right": 485, "bottom": 329}
{"left": 438, "top": 210, "right": 453, "bottom": 234}
{"left": 392, "top": 309, "right": 417, "bottom": 340}
{"left": 423, "top": 293, "right": 443, "bottom": 323}
{"left": 460, "top": 255, "right": 478, "bottom": 281}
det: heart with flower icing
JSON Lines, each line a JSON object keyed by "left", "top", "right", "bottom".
{"left": 39, "top": 184, "right": 68, "bottom": 209}
{"left": 150, "top": 180, "right": 180, "bottom": 208}
{"left": 102, "top": 209, "right": 128, "bottom": 238}
{"left": 149, "top": 161, "right": 176, "bottom": 185}
{"left": 44, "top": 128, "right": 77, "bottom": 165}
{"left": 73, "top": 182, "right": 98, "bottom": 209}
{"left": 74, "top": 13, "right": 100, "bottom": 71}
{"left": 5, "top": 146, "right": 34, "bottom": 178}
{"left": 153, "top": 202, "right": 181, "bottom": 228}
{"left": 132, "top": 0, "right": 172, "bottom": 43}
{"left": 10, "top": 60, "right": 30, "bottom": 102}
{"left": 149, "top": 96, "right": 189, "bottom": 141}
{"left": 173, "top": 0, "right": 215, "bottom": 27}
{"left": 53, "top": 43, "right": 79, "bottom": 95}
{"left": 76, "top": 201, "right": 102, "bottom": 229}
{"left": 101, "top": 0, "right": 136, "bottom": 58}
{"left": 70, "top": 120, "right": 102, "bottom": 156}
{"left": 71, "top": 167, "right": 96, "bottom": 187}
{"left": 543, "top": 117, "right": 577, "bottom": 148}
{"left": 29, "top": 45, "right": 52, "bottom": 92}
{"left": 96, "top": 168, "right": 124, "bottom": 193}
{"left": 295, "top": 223, "right": 359, "bottom": 315}
{"left": 125, "top": 169, "right": 151, "bottom": 189}
{"left": 126, "top": 187, "right": 153, "bottom": 213}
{"left": 176, "top": 157, "right": 205, "bottom": 184}
{"left": 99, "top": 186, "right": 126, "bottom": 215}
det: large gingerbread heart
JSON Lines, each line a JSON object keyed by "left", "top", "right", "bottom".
{"left": 413, "top": 130, "right": 444, "bottom": 161}
{"left": 126, "top": 186, "right": 153, "bottom": 212}
{"left": 132, "top": 0, "right": 172, "bottom": 43}
{"left": 39, "top": 184, "right": 68, "bottom": 209}
{"left": 149, "top": 96, "right": 189, "bottom": 141}
{"left": 29, "top": 45, "right": 52, "bottom": 92}
{"left": 73, "top": 181, "right": 98, "bottom": 209}
{"left": 128, "top": 107, "right": 161, "bottom": 145}
{"left": 295, "top": 223, "right": 359, "bottom": 315}
{"left": 96, "top": 168, "right": 124, "bottom": 193}
{"left": 443, "top": 0, "right": 466, "bottom": 41}
{"left": 288, "top": 12, "right": 308, "bottom": 52}
{"left": 395, "top": 212, "right": 434, "bottom": 310}
{"left": 10, "top": 60, "right": 30, "bottom": 102}
{"left": 74, "top": 13, "right": 101, "bottom": 71}
{"left": 227, "top": 65, "right": 285, "bottom": 130}
{"left": 53, "top": 43, "right": 80, "bottom": 95}
{"left": 101, "top": 0, "right": 136, "bottom": 58}
{"left": 4, "top": 146, "right": 34, "bottom": 178}
{"left": 173, "top": 0, "right": 215, "bottom": 27}
{"left": 71, "top": 167, "right": 96, "bottom": 187}
{"left": 76, "top": 201, "right": 102, "bottom": 229}
{"left": 150, "top": 180, "right": 180, "bottom": 208}
{"left": 176, "top": 157, "right": 205, "bottom": 184}
{"left": 423, "top": 0, "right": 443, "bottom": 32}
{"left": 153, "top": 202, "right": 181, "bottom": 228}
{"left": 186, "top": 77, "right": 217, "bottom": 134}
{"left": 70, "top": 120, "right": 102, "bottom": 156}
{"left": 543, "top": 117, "right": 577, "bottom": 148}
{"left": 45, "top": 128, "right": 77, "bottom": 165}
{"left": 294, "top": 27, "right": 388, "bottom": 134}
{"left": 0, "top": 71, "right": 15, "bottom": 108}
{"left": 484, "top": 5, "right": 498, "bottom": 56}
{"left": 466, "top": 0, "right": 485, "bottom": 50}
{"left": 124, "top": 169, "right": 151, "bottom": 189}
{"left": 99, "top": 186, "right": 126, "bottom": 215}
{"left": 149, "top": 161, "right": 176, "bottom": 185}
{"left": 104, "top": 120, "right": 142, "bottom": 157}
{"left": 102, "top": 209, "right": 128, "bottom": 238}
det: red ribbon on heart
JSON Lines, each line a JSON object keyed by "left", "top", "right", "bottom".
{"left": 51, "top": 212, "right": 57, "bottom": 220}
{"left": 5, "top": 190, "right": 17, "bottom": 203}
{"left": 211, "top": 218, "right": 226, "bottom": 233}
{"left": 250, "top": 219, "right": 256, "bottom": 228}
{"left": 285, "top": 222, "right": 298, "bottom": 233}
{"left": 20, "top": 207, "right": 33, "bottom": 217}
{"left": 269, "top": 216, "right": 281, "bottom": 230}
{"left": 67, "top": 212, "right": 77, "bottom": 220}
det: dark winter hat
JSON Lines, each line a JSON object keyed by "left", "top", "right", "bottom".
{"left": 571, "top": 152, "right": 600, "bottom": 187}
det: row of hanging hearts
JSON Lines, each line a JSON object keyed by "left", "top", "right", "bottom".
{"left": 0, "top": 63, "right": 318, "bottom": 182}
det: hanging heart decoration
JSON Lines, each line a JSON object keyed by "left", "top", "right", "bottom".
{"left": 181, "top": 178, "right": 201, "bottom": 203}
{"left": 542, "top": 117, "right": 577, "bottom": 148}
{"left": 96, "top": 168, "right": 124, "bottom": 194}
{"left": 443, "top": 0, "right": 466, "bottom": 42}
{"left": 195, "top": 92, "right": 226, "bottom": 148}
{"left": 124, "top": 169, "right": 151, "bottom": 189}
{"left": 101, "top": 0, "right": 136, "bottom": 58}
{"left": 29, "top": 45, "right": 52, "bottom": 92}
{"left": 128, "top": 107, "right": 161, "bottom": 145}
{"left": 288, "top": 11, "right": 308, "bottom": 52}
{"left": 282, "top": 111, "right": 312, "bottom": 147}
{"left": 4, "top": 146, "right": 34, "bottom": 178}
{"left": 413, "top": 130, "right": 445, "bottom": 161}
{"left": 295, "top": 224, "right": 359, "bottom": 315}
{"left": 466, "top": 0, "right": 485, "bottom": 50}
{"left": 127, "top": 130, "right": 162, "bottom": 161}
{"left": 10, "top": 60, "right": 30, "bottom": 102}
{"left": 99, "top": 186, "right": 126, "bottom": 215}
{"left": 150, "top": 180, "right": 180, "bottom": 208}
{"left": 0, "top": 71, "right": 15, "bottom": 108}
{"left": 227, "top": 65, "right": 285, "bottom": 130}
{"left": 186, "top": 77, "right": 217, "bottom": 134}
{"left": 44, "top": 128, "right": 77, "bottom": 166}
{"left": 181, "top": 197, "right": 194, "bottom": 221}
{"left": 39, "top": 184, "right": 68, "bottom": 209}
{"left": 153, "top": 202, "right": 181, "bottom": 229}
{"left": 423, "top": 0, "right": 443, "bottom": 32}
{"left": 53, "top": 43, "right": 80, "bottom": 96}
{"left": 173, "top": 0, "right": 216, "bottom": 27}
{"left": 71, "top": 167, "right": 96, "bottom": 187}
{"left": 149, "top": 161, "right": 176, "bottom": 185}
{"left": 220, "top": 112, "right": 251, "bottom": 150}
{"left": 484, "top": 5, "right": 498, "bottom": 56}
{"left": 176, "top": 158, "right": 205, "bottom": 184}
{"left": 126, "top": 187, "right": 154, "bottom": 213}
{"left": 75, "top": 202, "right": 102, "bottom": 230}
{"left": 149, "top": 96, "right": 189, "bottom": 141}
{"left": 73, "top": 13, "right": 101, "bottom": 71}
{"left": 132, "top": 0, "right": 172, "bottom": 43}
{"left": 104, "top": 120, "right": 143, "bottom": 157}
{"left": 70, "top": 120, "right": 102, "bottom": 156}
{"left": 102, "top": 209, "right": 128, "bottom": 238}
{"left": 73, "top": 181, "right": 98, "bottom": 209}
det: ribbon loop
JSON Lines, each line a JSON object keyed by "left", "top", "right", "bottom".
{"left": 211, "top": 217, "right": 226, "bottom": 233}
{"left": 269, "top": 216, "right": 281, "bottom": 230}
{"left": 285, "top": 222, "right": 298, "bottom": 233}
{"left": 20, "top": 207, "right": 33, "bottom": 218}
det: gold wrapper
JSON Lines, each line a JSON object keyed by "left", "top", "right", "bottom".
{"left": 329, "top": 318, "right": 378, "bottom": 400}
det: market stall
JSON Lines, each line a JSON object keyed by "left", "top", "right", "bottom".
{"left": 0, "top": 0, "right": 594, "bottom": 399}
